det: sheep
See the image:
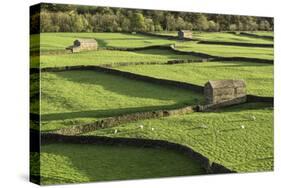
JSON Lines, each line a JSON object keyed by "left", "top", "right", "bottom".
{"left": 251, "top": 115, "right": 256, "bottom": 121}
{"left": 151, "top": 127, "right": 155, "bottom": 131}
{"left": 114, "top": 129, "right": 118, "bottom": 134}
{"left": 139, "top": 125, "right": 144, "bottom": 129}
{"left": 241, "top": 125, "right": 245, "bottom": 129}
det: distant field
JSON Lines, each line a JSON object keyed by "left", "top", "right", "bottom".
{"left": 175, "top": 42, "right": 273, "bottom": 60}
{"left": 250, "top": 31, "right": 274, "bottom": 37}
{"left": 32, "top": 144, "right": 205, "bottom": 185}
{"left": 191, "top": 32, "right": 273, "bottom": 44}
{"left": 31, "top": 32, "right": 273, "bottom": 62}
{"left": 38, "top": 49, "right": 200, "bottom": 68}
{"left": 117, "top": 61, "right": 273, "bottom": 97}
{"left": 34, "top": 33, "right": 173, "bottom": 52}
{"left": 85, "top": 102, "right": 273, "bottom": 173}
{"left": 41, "top": 71, "right": 203, "bottom": 131}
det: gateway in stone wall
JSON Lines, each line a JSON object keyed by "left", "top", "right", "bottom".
{"left": 204, "top": 79, "right": 246, "bottom": 105}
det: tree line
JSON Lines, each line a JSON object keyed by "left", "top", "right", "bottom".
{"left": 31, "top": 3, "right": 273, "bottom": 33}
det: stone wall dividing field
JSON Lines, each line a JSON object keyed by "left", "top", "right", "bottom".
{"left": 239, "top": 32, "right": 274, "bottom": 40}
{"left": 52, "top": 105, "right": 196, "bottom": 135}
{"left": 41, "top": 65, "right": 205, "bottom": 93}
{"left": 198, "top": 40, "right": 273, "bottom": 48}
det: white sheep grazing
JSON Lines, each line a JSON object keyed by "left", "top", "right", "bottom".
{"left": 241, "top": 125, "right": 245, "bottom": 129}
{"left": 114, "top": 129, "right": 118, "bottom": 134}
{"left": 201, "top": 124, "right": 208, "bottom": 129}
{"left": 139, "top": 125, "right": 144, "bottom": 129}
{"left": 251, "top": 115, "right": 256, "bottom": 121}
{"left": 151, "top": 127, "right": 155, "bottom": 131}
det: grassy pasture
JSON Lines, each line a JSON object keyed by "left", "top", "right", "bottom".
{"left": 250, "top": 31, "right": 274, "bottom": 37}
{"left": 85, "top": 103, "right": 273, "bottom": 173}
{"left": 36, "top": 32, "right": 173, "bottom": 52}
{"left": 31, "top": 144, "right": 205, "bottom": 185}
{"left": 175, "top": 41, "right": 273, "bottom": 60}
{"left": 117, "top": 61, "right": 273, "bottom": 96}
{"left": 38, "top": 49, "right": 200, "bottom": 68}
{"left": 41, "top": 71, "right": 203, "bottom": 131}
{"left": 33, "top": 32, "right": 273, "bottom": 61}
{"left": 191, "top": 32, "right": 273, "bottom": 44}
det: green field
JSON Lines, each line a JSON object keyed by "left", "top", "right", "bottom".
{"left": 117, "top": 61, "right": 273, "bottom": 96}
{"left": 38, "top": 49, "right": 200, "bottom": 68}
{"left": 32, "top": 31, "right": 274, "bottom": 184}
{"left": 41, "top": 71, "right": 202, "bottom": 131}
{"left": 85, "top": 103, "right": 273, "bottom": 172}
{"left": 175, "top": 42, "right": 273, "bottom": 60}
{"left": 250, "top": 31, "right": 274, "bottom": 37}
{"left": 33, "top": 33, "right": 172, "bottom": 52}
{"left": 32, "top": 32, "right": 274, "bottom": 61}
{"left": 31, "top": 144, "right": 205, "bottom": 185}
{"left": 191, "top": 32, "right": 273, "bottom": 44}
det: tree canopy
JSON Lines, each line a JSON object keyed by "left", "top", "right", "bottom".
{"left": 31, "top": 3, "right": 273, "bottom": 33}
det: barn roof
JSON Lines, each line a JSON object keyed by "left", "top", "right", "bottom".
{"left": 75, "top": 39, "right": 97, "bottom": 43}
{"left": 206, "top": 79, "right": 245, "bottom": 89}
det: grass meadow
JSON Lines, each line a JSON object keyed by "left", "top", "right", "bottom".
{"left": 31, "top": 31, "right": 274, "bottom": 184}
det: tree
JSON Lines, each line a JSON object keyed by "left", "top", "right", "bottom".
{"left": 130, "top": 13, "right": 146, "bottom": 31}
{"left": 40, "top": 11, "right": 52, "bottom": 32}
{"left": 208, "top": 20, "right": 219, "bottom": 31}
{"left": 196, "top": 14, "right": 209, "bottom": 31}
{"left": 229, "top": 24, "right": 237, "bottom": 31}
{"left": 165, "top": 14, "right": 176, "bottom": 31}
{"left": 144, "top": 18, "right": 155, "bottom": 32}
{"left": 259, "top": 20, "right": 271, "bottom": 31}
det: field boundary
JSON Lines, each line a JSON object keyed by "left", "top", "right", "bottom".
{"left": 41, "top": 132, "right": 236, "bottom": 174}
{"left": 138, "top": 31, "right": 273, "bottom": 48}
{"left": 198, "top": 40, "right": 273, "bottom": 48}
{"left": 50, "top": 105, "right": 197, "bottom": 135}
{"left": 105, "top": 45, "right": 273, "bottom": 64}
{"left": 41, "top": 65, "right": 205, "bottom": 93}
{"left": 40, "top": 65, "right": 274, "bottom": 102}
{"left": 239, "top": 32, "right": 274, "bottom": 40}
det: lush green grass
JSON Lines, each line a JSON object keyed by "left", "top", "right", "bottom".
{"left": 41, "top": 71, "right": 203, "bottom": 131}
{"left": 250, "top": 31, "right": 274, "bottom": 37}
{"left": 32, "top": 32, "right": 273, "bottom": 62}
{"left": 174, "top": 41, "right": 273, "bottom": 60}
{"left": 85, "top": 103, "right": 273, "bottom": 173}
{"left": 191, "top": 32, "right": 273, "bottom": 44}
{"left": 117, "top": 61, "right": 273, "bottom": 96}
{"left": 38, "top": 49, "right": 200, "bottom": 68}
{"left": 32, "top": 144, "right": 205, "bottom": 185}
{"left": 36, "top": 32, "right": 173, "bottom": 52}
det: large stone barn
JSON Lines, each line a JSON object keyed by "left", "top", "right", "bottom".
{"left": 178, "top": 30, "right": 193, "bottom": 40}
{"left": 204, "top": 80, "right": 247, "bottom": 105}
{"left": 66, "top": 39, "right": 98, "bottom": 53}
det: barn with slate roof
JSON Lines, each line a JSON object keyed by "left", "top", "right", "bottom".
{"left": 204, "top": 79, "right": 247, "bottom": 105}
{"left": 66, "top": 39, "right": 98, "bottom": 53}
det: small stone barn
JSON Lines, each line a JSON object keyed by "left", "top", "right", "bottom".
{"left": 66, "top": 39, "right": 98, "bottom": 53}
{"left": 204, "top": 80, "right": 246, "bottom": 105}
{"left": 178, "top": 30, "right": 193, "bottom": 40}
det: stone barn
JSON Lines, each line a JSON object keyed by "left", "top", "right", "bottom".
{"left": 66, "top": 39, "right": 98, "bottom": 53}
{"left": 178, "top": 30, "right": 193, "bottom": 40}
{"left": 204, "top": 80, "right": 246, "bottom": 105}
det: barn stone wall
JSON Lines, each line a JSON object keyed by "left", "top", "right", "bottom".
{"left": 204, "top": 80, "right": 246, "bottom": 105}
{"left": 66, "top": 39, "right": 98, "bottom": 53}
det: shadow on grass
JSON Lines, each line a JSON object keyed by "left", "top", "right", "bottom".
{"left": 39, "top": 143, "right": 206, "bottom": 185}
{"left": 41, "top": 103, "right": 192, "bottom": 121}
